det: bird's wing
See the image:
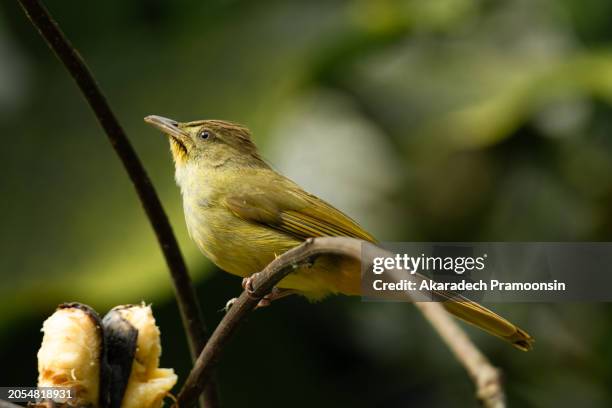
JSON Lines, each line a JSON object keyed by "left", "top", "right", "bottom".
{"left": 224, "top": 177, "right": 375, "bottom": 243}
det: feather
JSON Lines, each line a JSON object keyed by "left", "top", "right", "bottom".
{"left": 224, "top": 176, "right": 375, "bottom": 243}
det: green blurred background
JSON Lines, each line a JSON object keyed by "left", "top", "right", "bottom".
{"left": 1, "top": 0, "right": 612, "bottom": 406}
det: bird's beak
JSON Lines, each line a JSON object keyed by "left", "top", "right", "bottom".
{"left": 144, "top": 115, "right": 191, "bottom": 146}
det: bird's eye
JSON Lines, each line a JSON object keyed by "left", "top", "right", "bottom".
{"left": 199, "top": 130, "right": 210, "bottom": 140}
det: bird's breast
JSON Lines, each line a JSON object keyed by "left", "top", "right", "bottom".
{"left": 182, "top": 196, "right": 298, "bottom": 277}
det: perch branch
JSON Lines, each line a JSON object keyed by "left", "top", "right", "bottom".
{"left": 177, "top": 237, "right": 505, "bottom": 408}
{"left": 15, "top": 1, "right": 218, "bottom": 407}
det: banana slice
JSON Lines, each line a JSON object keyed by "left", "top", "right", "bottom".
{"left": 106, "top": 304, "right": 177, "bottom": 408}
{"left": 37, "top": 303, "right": 103, "bottom": 407}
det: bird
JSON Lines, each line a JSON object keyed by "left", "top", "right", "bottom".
{"left": 144, "top": 115, "right": 534, "bottom": 351}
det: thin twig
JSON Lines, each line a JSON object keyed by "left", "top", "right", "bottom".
{"left": 15, "top": 1, "right": 218, "bottom": 407}
{"left": 177, "top": 237, "right": 505, "bottom": 408}
{"left": 416, "top": 302, "right": 505, "bottom": 407}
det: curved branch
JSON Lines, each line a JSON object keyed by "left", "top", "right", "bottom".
{"left": 15, "top": 1, "right": 218, "bottom": 406}
{"left": 177, "top": 237, "right": 505, "bottom": 408}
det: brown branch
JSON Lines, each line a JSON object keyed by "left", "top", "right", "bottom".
{"left": 176, "top": 237, "right": 505, "bottom": 408}
{"left": 416, "top": 302, "right": 505, "bottom": 407}
{"left": 15, "top": 1, "right": 218, "bottom": 407}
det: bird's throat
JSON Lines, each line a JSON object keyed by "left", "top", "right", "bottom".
{"left": 169, "top": 137, "right": 188, "bottom": 164}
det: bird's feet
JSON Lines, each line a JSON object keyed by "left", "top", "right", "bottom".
{"left": 222, "top": 295, "right": 272, "bottom": 312}
{"left": 241, "top": 275, "right": 258, "bottom": 295}
{"left": 255, "top": 287, "right": 297, "bottom": 308}
{"left": 224, "top": 297, "right": 237, "bottom": 312}
{"left": 222, "top": 278, "right": 297, "bottom": 312}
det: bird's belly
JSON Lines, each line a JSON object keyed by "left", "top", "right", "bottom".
{"left": 184, "top": 205, "right": 361, "bottom": 300}
{"left": 185, "top": 206, "right": 298, "bottom": 277}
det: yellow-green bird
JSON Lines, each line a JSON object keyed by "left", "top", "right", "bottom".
{"left": 145, "top": 115, "right": 533, "bottom": 351}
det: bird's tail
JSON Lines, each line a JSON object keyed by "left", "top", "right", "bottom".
{"left": 440, "top": 296, "right": 534, "bottom": 351}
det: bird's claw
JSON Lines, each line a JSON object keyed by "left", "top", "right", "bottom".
{"left": 255, "top": 295, "right": 272, "bottom": 309}
{"left": 242, "top": 274, "right": 272, "bottom": 307}
{"left": 241, "top": 275, "right": 259, "bottom": 299}
{"left": 224, "top": 297, "right": 237, "bottom": 312}
{"left": 241, "top": 276, "right": 297, "bottom": 309}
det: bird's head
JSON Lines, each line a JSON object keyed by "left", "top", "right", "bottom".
{"left": 144, "top": 115, "right": 265, "bottom": 170}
